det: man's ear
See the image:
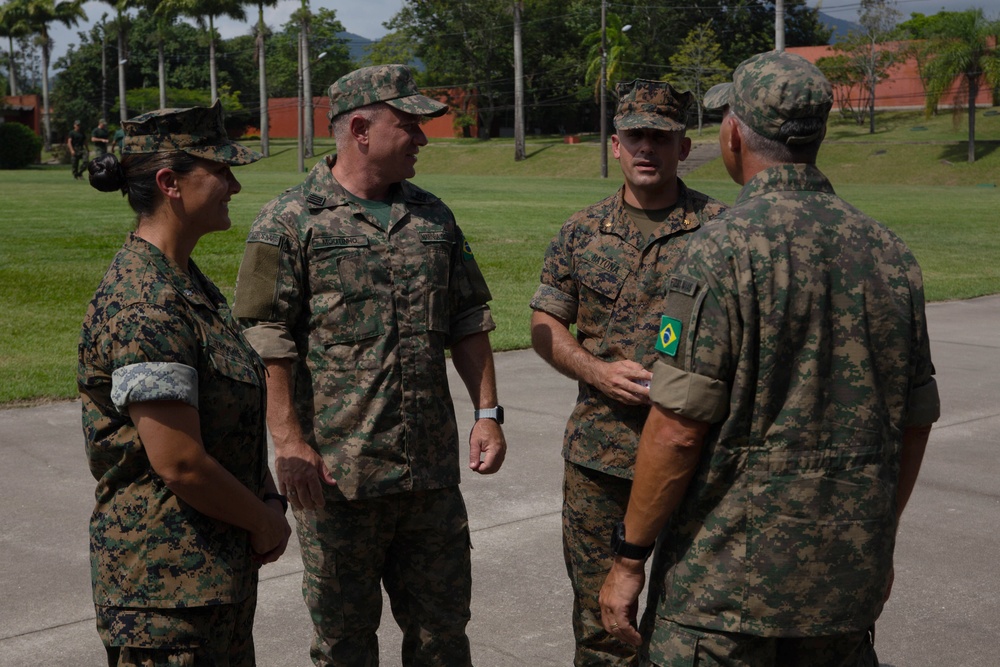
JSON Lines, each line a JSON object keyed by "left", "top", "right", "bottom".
{"left": 154, "top": 167, "right": 181, "bottom": 200}
{"left": 678, "top": 135, "right": 693, "bottom": 161}
{"left": 349, "top": 114, "right": 370, "bottom": 145}
{"left": 611, "top": 133, "right": 621, "bottom": 159}
{"left": 725, "top": 115, "right": 742, "bottom": 155}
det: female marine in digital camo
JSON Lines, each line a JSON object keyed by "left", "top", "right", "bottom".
{"left": 78, "top": 102, "right": 291, "bottom": 667}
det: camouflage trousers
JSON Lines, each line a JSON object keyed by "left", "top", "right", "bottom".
{"left": 96, "top": 594, "right": 257, "bottom": 667}
{"left": 563, "top": 460, "right": 638, "bottom": 667}
{"left": 642, "top": 618, "right": 878, "bottom": 667}
{"left": 296, "top": 485, "right": 473, "bottom": 666}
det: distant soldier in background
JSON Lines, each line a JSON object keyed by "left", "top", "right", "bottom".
{"left": 91, "top": 118, "right": 110, "bottom": 156}
{"left": 67, "top": 119, "right": 87, "bottom": 179}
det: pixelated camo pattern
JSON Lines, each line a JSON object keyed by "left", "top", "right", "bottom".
{"left": 649, "top": 164, "right": 938, "bottom": 636}
{"left": 79, "top": 234, "right": 267, "bottom": 608}
{"left": 111, "top": 362, "right": 198, "bottom": 412}
{"left": 233, "top": 156, "right": 494, "bottom": 501}
{"left": 327, "top": 64, "right": 448, "bottom": 119}
{"left": 614, "top": 79, "right": 694, "bottom": 131}
{"left": 122, "top": 100, "right": 261, "bottom": 165}
{"left": 530, "top": 182, "right": 726, "bottom": 478}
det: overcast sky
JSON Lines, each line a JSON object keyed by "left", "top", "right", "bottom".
{"left": 45, "top": 0, "right": 992, "bottom": 75}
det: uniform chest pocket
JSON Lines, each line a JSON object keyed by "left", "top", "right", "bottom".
{"left": 575, "top": 254, "right": 629, "bottom": 338}
{"left": 418, "top": 231, "right": 452, "bottom": 333}
{"left": 309, "top": 236, "right": 385, "bottom": 345}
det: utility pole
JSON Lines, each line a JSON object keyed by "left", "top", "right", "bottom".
{"left": 301, "top": 0, "right": 315, "bottom": 158}
{"left": 258, "top": 5, "right": 269, "bottom": 157}
{"left": 297, "top": 29, "right": 304, "bottom": 173}
{"left": 599, "top": 0, "right": 608, "bottom": 178}
{"left": 513, "top": 1, "right": 525, "bottom": 161}
{"left": 100, "top": 17, "right": 108, "bottom": 122}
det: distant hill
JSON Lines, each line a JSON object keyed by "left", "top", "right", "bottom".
{"left": 818, "top": 11, "right": 860, "bottom": 43}
{"left": 338, "top": 31, "right": 374, "bottom": 62}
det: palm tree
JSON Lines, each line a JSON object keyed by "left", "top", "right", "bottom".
{"left": 21, "top": 0, "right": 87, "bottom": 148}
{"left": 169, "top": 0, "right": 247, "bottom": 102}
{"left": 148, "top": 0, "right": 180, "bottom": 108}
{"left": 96, "top": 0, "right": 131, "bottom": 122}
{"left": 922, "top": 9, "right": 1000, "bottom": 163}
{"left": 247, "top": 0, "right": 278, "bottom": 156}
{"left": 0, "top": 0, "right": 32, "bottom": 96}
{"left": 583, "top": 12, "right": 631, "bottom": 103}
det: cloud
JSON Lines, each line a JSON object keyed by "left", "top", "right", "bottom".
{"left": 811, "top": 0, "right": 991, "bottom": 22}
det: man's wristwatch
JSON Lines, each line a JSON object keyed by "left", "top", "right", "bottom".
{"left": 473, "top": 406, "right": 504, "bottom": 424}
{"left": 611, "top": 521, "right": 654, "bottom": 561}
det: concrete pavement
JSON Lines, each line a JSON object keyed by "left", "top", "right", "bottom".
{"left": 1, "top": 295, "right": 998, "bottom": 666}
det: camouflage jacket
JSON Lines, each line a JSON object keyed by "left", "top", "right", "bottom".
{"left": 530, "top": 182, "right": 726, "bottom": 479}
{"left": 78, "top": 233, "right": 268, "bottom": 608}
{"left": 647, "top": 164, "right": 940, "bottom": 635}
{"left": 233, "top": 156, "right": 495, "bottom": 500}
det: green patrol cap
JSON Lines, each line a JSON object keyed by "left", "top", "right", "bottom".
{"left": 327, "top": 64, "right": 449, "bottom": 121}
{"left": 122, "top": 100, "right": 262, "bottom": 165}
{"left": 704, "top": 50, "right": 832, "bottom": 145}
{"left": 614, "top": 79, "right": 693, "bottom": 132}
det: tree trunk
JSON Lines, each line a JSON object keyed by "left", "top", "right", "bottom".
{"left": 302, "top": 20, "right": 314, "bottom": 158}
{"left": 41, "top": 33, "right": 51, "bottom": 150}
{"left": 158, "top": 35, "right": 166, "bottom": 109}
{"left": 513, "top": 0, "right": 525, "bottom": 161}
{"left": 117, "top": 22, "right": 127, "bottom": 122}
{"left": 6, "top": 36, "right": 17, "bottom": 96}
{"left": 257, "top": 4, "right": 269, "bottom": 157}
{"left": 967, "top": 75, "right": 977, "bottom": 163}
{"left": 209, "top": 15, "right": 218, "bottom": 102}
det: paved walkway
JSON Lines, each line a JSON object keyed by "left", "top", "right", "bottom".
{"left": 1, "top": 296, "right": 998, "bottom": 666}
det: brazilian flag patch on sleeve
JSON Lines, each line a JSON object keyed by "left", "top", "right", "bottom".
{"left": 462, "top": 239, "right": 475, "bottom": 261}
{"left": 656, "top": 316, "right": 682, "bottom": 356}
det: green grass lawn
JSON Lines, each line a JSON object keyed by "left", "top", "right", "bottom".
{"left": 2, "top": 107, "right": 998, "bottom": 404}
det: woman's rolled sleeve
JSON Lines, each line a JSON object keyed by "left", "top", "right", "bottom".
{"left": 111, "top": 362, "right": 199, "bottom": 411}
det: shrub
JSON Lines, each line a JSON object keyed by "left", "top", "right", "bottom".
{"left": 0, "top": 122, "right": 43, "bottom": 169}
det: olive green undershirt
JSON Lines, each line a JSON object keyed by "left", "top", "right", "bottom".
{"left": 624, "top": 201, "right": 679, "bottom": 239}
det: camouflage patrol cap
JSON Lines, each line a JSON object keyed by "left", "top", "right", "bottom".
{"left": 122, "top": 100, "right": 262, "bottom": 165}
{"left": 327, "top": 64, "right": 448, "bottom": 120}
{"left": 614, "top": 80, "right": 693, "bottom": 132}
{"left": 703, "top": 50, "right": 832, "bottom": 144}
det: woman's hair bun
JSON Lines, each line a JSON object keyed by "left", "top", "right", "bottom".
{"left": 88, "top": 153, "right": 127, "bottom": 194}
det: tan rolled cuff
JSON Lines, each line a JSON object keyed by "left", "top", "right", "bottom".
{"left": 448, "top": 306, "right": 497, "bottom": 346}
{"left": 529, "top": 284, "right": 577, "bottom": 323}
{"left": 649, "top": 360, "right": 729, "bottom": 424}
{"left": 903, "top": 377, "right": 940, "bottom": 427}
{"left": 242, "top": 323, "right": 298, "bottom": 361}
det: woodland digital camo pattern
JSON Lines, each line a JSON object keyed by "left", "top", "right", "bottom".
{"left": 561, "top": 461, "right": 635, "bottom": 665}
{"left": 703, "top": 50, "right": 833, "bottom": 144}
{"left": 327, "top": 64, "right": 449, "bottom": 119}
{"left": 79, "top": 234, "right": 268, "bottom": 615}
{"left": 122, "top": 100, "right": 262, "bottom": 165}
{"left": 232, "top": 155, "right": 495, "bottom": 501}
{"left": 614, "top": 79, "right": 693, "bottom": 132}
{"left": 642, "top": 618, "right": 877, "bottom": 667}
{"left": 296, "top": 486, "right": 473, "bottom": 664}
{"left": 647, "top": 164, "right": 940, "bottom": 637}
{"left": 530, "top": 183, "right": 726, "bottom": 479}
{"left": 96, "top": 595, "right": 257, "bottom": 662}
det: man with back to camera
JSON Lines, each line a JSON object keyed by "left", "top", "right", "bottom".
{"left": 91, "top": 118, "right": 110, "bottom": 155}
{"left": 232, "top": 64, "right": 507, "bottom": 666}
{"left": 529, "top": 80, "right": 726, "bottom": 666}
{"left": 599, "top": 50, "right": 940, "bottom": 666}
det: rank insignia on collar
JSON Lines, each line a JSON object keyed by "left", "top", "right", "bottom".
{"left": 656, "top": 316, "right": 681, "bottom": 356}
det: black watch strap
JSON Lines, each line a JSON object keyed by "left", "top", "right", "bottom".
{"left": 263, "top": 492, "right": 288, "bottom": 513}
{"left": 611, "top": 521, "right": 654, "bottom": 561}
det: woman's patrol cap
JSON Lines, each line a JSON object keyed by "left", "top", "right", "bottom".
{"left": 122, "top": 100, "right": 262, "bottom": 165}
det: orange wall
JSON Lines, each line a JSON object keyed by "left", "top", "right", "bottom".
{"left": 787, "top": 44, "right": 994, "bottom": 111}
{"left": 264, "top": 88, "right": 477, "bottom": 140}
{"left": 2, "top": 95, "right": 42, "bottom": 135}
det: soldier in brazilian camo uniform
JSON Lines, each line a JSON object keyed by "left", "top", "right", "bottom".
{"left": 599, "top": 50, "right": 941, "bottom": 667}
{"left": 78, "top": 101, "right": 291, "bottom": 666}
{"left": 529, "top": 79, "right": 726, "bottom": 666}
{"left": 232, "top": 64, "right": 507, "bottom": 666}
